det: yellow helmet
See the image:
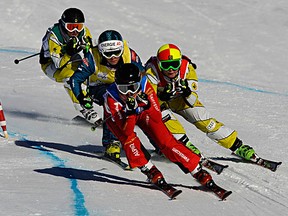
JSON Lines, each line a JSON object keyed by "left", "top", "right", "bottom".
{"left": 157, "top": 44, "right": 182, "bottom": 71}
{"left": 157, "top": 44, "right": 182, "bottom": 61}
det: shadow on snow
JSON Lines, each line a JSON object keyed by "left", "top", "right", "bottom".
{"left": 14, "top": 139, "right": 156, "bottom": 190}
{"left": 14, "top": 139, "right": 205, "bottom": 193}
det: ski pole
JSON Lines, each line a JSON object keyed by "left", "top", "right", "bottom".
{"left": 58, "top": 58, "right": 83, "bottom": 70}
{"left": 14, "top": 52, "right": 40, "bottom": 64}
{"left": 91, "top": 115, "right": 112, "bottom": 131}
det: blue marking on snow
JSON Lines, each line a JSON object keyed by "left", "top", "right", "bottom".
{"left": 8, "top": 132, "right": 89, "bottom": 216}
{"left": 199, "top": 78, "right": 288, "bottom": 97}
{"left": 33, "top": 145, "right": 89, "bottom": 216}
{"left": 2, "top": 47, "right": 286, "bottom": 215}
{"left": 0, "top": 48, "right": 36, "bottom": 54}
{"left": 1, "top": 47, "right": 287, "bottom": 97}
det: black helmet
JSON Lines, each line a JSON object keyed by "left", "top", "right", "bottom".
{"left": 115, "top": 63, "right": 141, "bottom": 85}
{"left": 98, "top": 30, "right": 124, "bottom": 58}
{"left": 61, "top": 8, "right": 85, "bottom": 23}
{"left": 115, "top": 63, "right": 141, "bottom": 95}
{"left": 98, "top": 30, "right": 123, "bottom": 44}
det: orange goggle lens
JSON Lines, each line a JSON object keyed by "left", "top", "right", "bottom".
{"left": 65, "top": 23, "right": 84, "bottom": 32}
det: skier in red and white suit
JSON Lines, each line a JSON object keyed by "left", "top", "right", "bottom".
{"left": 103, "top": 63, "right": 218, "bottom": 189}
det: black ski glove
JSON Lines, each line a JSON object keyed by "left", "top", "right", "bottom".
{"left": 136, "top": 92, "right": 150, "bottom": 110}
{"left": 77, "top": 93, "right": 93, "bottom": 109}
{"left": 66, "top": 37, "right": 82, "bottom": 56}
{"left": 158, "top": 83, "right": 176, "bottom": 101}
{"left": 177, "top": 79, "right": 192, "bottom": 97}
{"left": 125, "top": 96, "right": 138, "bottom": 115}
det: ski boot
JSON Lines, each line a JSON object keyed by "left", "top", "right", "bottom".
{"left": 80, "top": 108, "right": 102, "bottom": 125}
{"left": 141, "top": 164, "right": 182, "bottom": 199}
{"left": 231, "top": 138, "right": 257, "bottom": 161}
{"left": 193, "top": 169, "right": 213, "bottom": 186}
{"left": 185, "top": 141, "right": 202, "bottom": 156}
{"left": 104, "top": 141, "right": 121, "bottom": 160}
{"left": 141, "top": 165, "right": 164, "bottom": 184}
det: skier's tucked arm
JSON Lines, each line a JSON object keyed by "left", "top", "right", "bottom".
{"left": 106, "top": 95, "right": 136, "bottom": 138}
{"left": 70, "top": 50, "right": 96, "bottom": 99}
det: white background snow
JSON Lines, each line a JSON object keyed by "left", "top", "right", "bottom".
{"left": 1, "top": 0, "right": 288, "bottom": 215}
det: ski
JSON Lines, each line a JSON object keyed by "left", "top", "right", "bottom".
{"left": 101, "top": 154, "right": 132, "bottom": 171}
{"left": 75, "top": 148, "right": 132, "bottom": 171}
{"left": 172, "top": 181, "right": 232, "bottom": 200}
{"left": 72, "top": 115, "right": 91, "bottom": 126}
{"left": 201, "top": 158, "right": 229, "bottom": 175}
{"left": 72, "top": 115, "right": 103, "bottom": 128}
{"left": 150, "top": 150, "right": 228, "bottom": 175}
{"left": 153, "top": 178, "right": 182, "bottom": 199}
{"left": 206, "top": 180, "right": 232, "bottom": 200}
{"left": 254, "top": 157, "right": 282, "bottom": 172}
{"left": 233, "top": 153, "right": 282, "bottom": 172}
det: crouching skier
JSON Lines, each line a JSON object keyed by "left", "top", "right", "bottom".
{"left": 103, "top": 63, "right": 232, "bottom": 200}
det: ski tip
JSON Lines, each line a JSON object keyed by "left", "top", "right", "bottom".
{"left": 271, "top": 162, "right": 282, "bottom": 172}
{"left": 220, "top": 191, "right": 232, "bottom": 201}
{"left": 215, "top": 168, "right": 227, "bottom": 175}
{"left": 170, "top": 190, "right": 183, "bottom": 200}
{"left": 260, "top": 159, "right": 282, "bottom": 172}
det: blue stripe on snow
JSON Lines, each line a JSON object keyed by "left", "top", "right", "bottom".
{"left": 0, "top": 48, "right": 36, "bottom": 54}
{"left": 199, "top": 78, "right": 288, "bottom": 97}
{"left": 9, "top": 132, "right": 89, "bottom": 216}
{"left": 1, "top": 47, "right": 287, "bottom": 97}
{"left": 33, "top": 144, "right": 89, "bottom": 216}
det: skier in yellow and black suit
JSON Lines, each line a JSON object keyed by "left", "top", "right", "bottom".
{"left": 145, "top": 43, "right": 259, "bottom": 162}
{"left": 39, "top": 8, "right": 101, "bottom": 124}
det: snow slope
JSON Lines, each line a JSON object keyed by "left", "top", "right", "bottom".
{"left": 1, "top": 0, "right": 288, "bottom": 215}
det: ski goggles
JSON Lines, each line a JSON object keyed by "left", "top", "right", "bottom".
{"left": 65, "top": 23, "right": 84, "bottom": 33}
{"left": 116, "top": 82, "right": 141, "bottom": 95}
{"left": 102, "top": 49, "right": 123, "bottom": 59}
{"left": 159, "top": 59, "right": 181, "bottom": 71}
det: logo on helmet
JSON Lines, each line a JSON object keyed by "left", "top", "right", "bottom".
{"left": 100, "top": 42, "right": 117, "bottom": 47}
{"left": 168, "top": 55, "right": 173, "bottom": 60}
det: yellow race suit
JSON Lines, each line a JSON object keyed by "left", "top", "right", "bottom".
{"left": 39, "top": 23, "right": 92, "bottom": 111}
{"left": 69, "top": 40, "right": 144, "bottom": 146}
{"left": 145, "top": 56, "right": 238, "bottom": 149}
